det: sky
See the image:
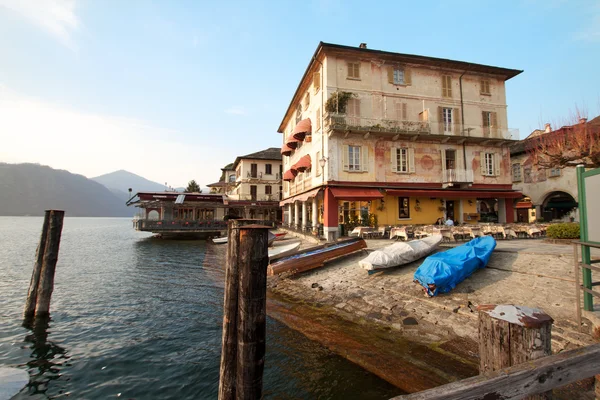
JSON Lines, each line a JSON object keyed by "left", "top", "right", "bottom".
{"left": 0, "top": 0, "right": 599, "bottom": 188}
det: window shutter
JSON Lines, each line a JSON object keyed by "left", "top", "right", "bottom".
{"left": 355, "top": 98, "right": 361, "bottom": 117}
{"left": 491, "top": 112, "right": 498, "bottom": 136}
{"left": 402, "top": 103, "right": 408, "bottom": 121}
{"left": 494, "top": 153, "right": 501, "bottom": 176}
{"left": 313, "top": 72, "right": 320, "bottom": 91}
{"left": 404, "top": 67, "right": 412, "bottom": 85}
{"left": 438, "top": 106, "right": 443, "bottom": 133}
{"left": 391, "top": 147, "right": 398, "bottom": 172}
{"left": 408, "top": 148, "right": 415, "bottom": 173}
{"left": 440, "top": 149, "right": 446, "bottom": 172}
{"left": 361, "top": 146, "right": 369, "bottom": 172}
{"left": 454, "top": 108, "right": 460, "bottom": 132}
{"left": 387, "top": 67, "right": 394, "bottom": 84}
{"left": 342, "top": 145, "right": 349, "bottom": 171}
{"left": 394, "top": 102, "right": 402, "bottom": 120}
{"left": 480, "top": 154, "right": 487, "bottom": 176}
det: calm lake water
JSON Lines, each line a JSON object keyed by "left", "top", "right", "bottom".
{"left": 0, "top": 217, "right": 400, "bottom": 399}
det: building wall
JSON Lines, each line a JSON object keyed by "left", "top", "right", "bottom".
{"left": 233, "top": 158, "right": 282, "bottom": 200}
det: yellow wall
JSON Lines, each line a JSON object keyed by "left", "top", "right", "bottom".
{"left": 462, "top": 198, "right": 479, "bottom": 224}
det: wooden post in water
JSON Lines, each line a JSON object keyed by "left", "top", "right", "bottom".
{"left": 23, "top": 210, "right": 64, "bottom": 322}
{"left": 236, "top": 225, "right": 269, "bottom": 400}
{"left": 218, "top": 221, "right": 269, "bottom": 400}
{"left": 478, "top": 304, "right": 553, "bottom": 400}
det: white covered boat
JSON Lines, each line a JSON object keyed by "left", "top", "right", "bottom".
{"left": 359, "top": 234, "right": 442, "bottom": 273}
{"left": 268, "top": 241, "right": 301, "bottom": 260}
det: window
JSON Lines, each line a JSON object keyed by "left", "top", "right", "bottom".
{"left": 228, "top": 174, "right": 236, "bottom": 183}
{"left": 304, "top": 92, "right": 310, "bottom": 110}
{"left": 347, "top": 62, "right": 360, "bottom": 79}
{"left": 265, "top": 164, "right": 272, "bottom": 175}
{"left": 512, "top": 163, "right": 522, "bottom": 182}
{"left": 480, "top": 79, "right": 491, "bottom": 95}
{"left": 398, "top": 197, "right": 410, "bottom": 219}
{"left": 279, "top": 186, "right": 283, "bottom": 200}
{"left": 393, "top": 68, "right": 405, "bottom": 84}
{"left": 442, "top": 108, "right": 453, "bottom": 132}
{"left": 482, "top": 111, "right": 497, "bottom": 136}
{"left": 265, "top": 185, "right": 272, "bottom": 195}
{"left": 524, "top": 167, "right": 532, "bottom": 183}
{"left": 442, "top": 75, "right": 452, "bottom": 97}
{"left": 482, "top": 153, "right": 497, "bottom": 176}
{"left": 395, "top": 102, "right": 407, "bottom": 121}
{"left": 392, "top": 147, "right": 415, "bottom": 173}
{"left": 313, "top": 71, "right": 321, "bottom": 93}
{"left": 296, "top": 103, "right": 302, "bottom": 124}
{"left": 316, "top": 107, "right": 321, "bottom": 131}
{"left": 550, "top": 168, "right": 561, "bottom": 177}
{"left": 348, "top": 145, "right": 361, "bottom": 171}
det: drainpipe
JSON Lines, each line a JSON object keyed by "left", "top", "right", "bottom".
{"left": 312, "top": 55, "right": 325, "bottom": 185}
{"left": 459, "top": 69, "right": 468, "bottom": 171}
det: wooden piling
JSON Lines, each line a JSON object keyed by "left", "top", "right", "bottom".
{"left": 23, "top": 210, "right": 51, "bottom": 321}
{"left": 478, "top": 304, "right": 553, "bottom": 400}
{"left": 236, "top": 225, "right": 269, "bottom": 400}
{"left": 23, "top": 210, "right": 64, "bottom": 322}
{"left": 218, "top": 220, "right": 242, "bottom": 400}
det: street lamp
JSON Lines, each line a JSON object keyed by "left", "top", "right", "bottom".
{"left": 318, "top": 157, "right": 328, "bottom": 169}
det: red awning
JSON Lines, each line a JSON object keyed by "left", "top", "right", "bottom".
{"left": 282, "top": 170, "right": 297, "bottom": 181}
{"left": 281, "top": 144, "right": 293, "bottom": 156}
{"left": 516, "top": 201, "right": 533, "bottom": 209}
{"left": 292, "top": 118, "right": 312, "bottom": 140}
{"left": 294, "top": 154, "right": 312, "bottom": 172}
{"left": 330, "top": 187, "right": 384, "bottom": 201}
{"left": 286, "top": 136, "right": 300, "bottom": 149}
{"left": 385, "top": 189, "right": 523, "bottom": 199}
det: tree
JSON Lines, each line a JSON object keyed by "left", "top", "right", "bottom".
{"left": 185, "top": 180, "right": 201, "bottom": 193}
{"left": 527, "top": 110, "right": 600, "bottom": 169}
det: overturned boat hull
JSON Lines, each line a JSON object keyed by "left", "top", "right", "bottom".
{"left": 413, "top": 236, "right": 496, "bottom": 297}
{"left": 359, "top": 235, "right": 442, "bottom": 272}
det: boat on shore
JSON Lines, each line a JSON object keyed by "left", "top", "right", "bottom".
{"left": 267, "top": 237, "right": 367, "bottom": 276}
{"left": 414, "top": 236, "right": 496, "bottom": 297}
{"left": 359, "top": 235, "right": 442, "bottom": 274}
{"left": 212, "top": 231, "right": 277, "bottom": 246}
{"left": 268, "top": 241, "right": 301, "bottom": 260}
{"left": 274, "top": 232, "right": 287, "bottom": 241}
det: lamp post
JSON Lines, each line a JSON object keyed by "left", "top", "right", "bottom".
{"left": 319, "top": 156, "right": 328, "bottom": 184}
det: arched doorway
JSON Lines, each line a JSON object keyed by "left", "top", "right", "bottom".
{"left": 542, "top": 191, "right": 577, "bottom": 221}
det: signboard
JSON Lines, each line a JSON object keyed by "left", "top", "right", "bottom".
{"left": 578, "top": 166, "right": 600, "bottom": 245}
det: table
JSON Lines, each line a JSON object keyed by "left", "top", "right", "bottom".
{"left": 389, "top": 227, "right": 408, "bottom": 241}
{"left": 349, "top": 226, "right": 373, "bottom": 238}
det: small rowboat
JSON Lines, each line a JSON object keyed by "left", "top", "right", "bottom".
{"left": 267, "top": 237, "right": 367, "bottom": 276}
{"left": 268, "top": 241, "right": 301, "bottom": 260}
{"left": 273, "top": 232, "right": 287, "bottom": 241}
{"left": 212, "top": 231, "right": 277, "bottom": 246}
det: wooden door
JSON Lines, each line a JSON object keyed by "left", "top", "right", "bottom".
{"left": 251, "top": 163, "right": 257, "bottom": 178}
{"left": 250, "top": 185, "right": 257, "bottom": 201}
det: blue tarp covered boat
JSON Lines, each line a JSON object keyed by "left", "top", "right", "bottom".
{"left": 413, "top": 236, "right": 496, "bottom": 297}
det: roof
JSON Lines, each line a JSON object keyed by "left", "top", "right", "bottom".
{"left": 232, "top": 147, "right": 282, "bottom": 169}
{"left": 221, "top": 163, "right": 234, "bottom": 171}
{"left": 278, "top": 41, "right": 524, "bottom": 132}
{"left": 206, "top": 182, "right": 226, "bottom": 187}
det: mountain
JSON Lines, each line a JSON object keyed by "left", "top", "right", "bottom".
{"left": 0, "top": 163, "right": 132, "bottom": 217}
{"left": 91, "top": 170, "right": 168, "bottom": 196}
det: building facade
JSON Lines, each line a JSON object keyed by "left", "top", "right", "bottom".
{"left": 278, "top": 42, "right": 523, "bottom": 240}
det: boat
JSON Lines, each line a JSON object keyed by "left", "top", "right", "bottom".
{"left": 359, "top": 235, "right": 442, "bottom": 274}
{"left": 273, "top": 232, "right": 287, "bottom": 241}
{"left": 413, "top": 236, "right": 496, "bottom": 297}
{"left": 268, "top": 241, "right": 301, "bottom": 260}
{"left": 212, "top": 231, "right": 277, "bottom": 246}
{"left": 267, "top": 237, "right": 367, "bottom": 276}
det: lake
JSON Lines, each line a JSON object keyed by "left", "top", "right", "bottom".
{"left": 0, "top": 217, "right": 401, "bottom": 399}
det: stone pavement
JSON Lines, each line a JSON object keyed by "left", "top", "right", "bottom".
{"left": 268, "top": 238, "right": 597, "bottom": 358}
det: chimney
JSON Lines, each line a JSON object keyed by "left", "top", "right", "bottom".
{"left": 579, "top": 117, "right": 588, "bottom": 124}
{"left": 359, "top": 43, "right": 367, "bottom": 49}
{"left": 544, "top": 123, "right": 551, "bottom": 133}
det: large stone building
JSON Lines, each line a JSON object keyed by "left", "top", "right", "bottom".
{"left": 208, "top": 147, "right": 282, "bottom": 221}
{"left": 278, "top": 42, "right": 523, "bottom": 240}
{"left": 510, "top": 116, "right": 600, "bottom": 222}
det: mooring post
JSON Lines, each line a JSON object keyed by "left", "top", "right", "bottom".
{"left": 218, "top": 220, "right": 242, "bottom": 400}
{"left": 478, "top": 304, "right": 553, "bottom": 400}
{"left": 23, "top": 210, "right": 51, "bottom": 321}
{"left": 34, "top": 210, "right": 65, "bottom": 318}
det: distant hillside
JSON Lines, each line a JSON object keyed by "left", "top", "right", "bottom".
{"left": 0, "top": 163, "right": 132, "bottom": 217}
{"left": 91, "top": 170, "right": 168, "bottom": 196}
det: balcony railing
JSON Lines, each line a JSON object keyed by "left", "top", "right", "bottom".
{"left": 226, "top": 194, "right": 279, "bottom": 202}
{"left": 442, "top": 168, "right": 474, "bottom": 184}
{"left": 134, "top": 219, "right": 227, "bottom": 232}
{"left": 243, "top": 172, "right": 281, "bottom": 181}
{"left": 325, "top": 112, "right": 519, "bottom": 140}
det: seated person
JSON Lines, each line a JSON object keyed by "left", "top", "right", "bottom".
{"left": 435, "top": 217, "right": 443, "bottom": 226}
{"left": 445, "top": 218, "right": 454, "bottom": 226}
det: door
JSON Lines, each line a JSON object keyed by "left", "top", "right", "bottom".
{"left": 250, "top": 185, "right": 257, "bottom": 201}
{"left": 251, "top": 163, "right": 258, "bottom": 178}
{"left": 446, "top": 200, "right": 455, "bottom": 221}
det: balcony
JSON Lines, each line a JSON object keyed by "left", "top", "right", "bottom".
{"left": 226, "top": 194, "right": 279, "bottom": 202}
{"left": 442, "top": 168, "right": 474, "bottom": 186}
{"left": 325, "top": 113, "right": 430, "bottom": 137}
{"left": 244, "top": 172, "right": 281, "bottom": 181}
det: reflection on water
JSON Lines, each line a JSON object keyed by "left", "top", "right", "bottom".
{"left": 0, "top": 217, "right": 401, "bottom": 399}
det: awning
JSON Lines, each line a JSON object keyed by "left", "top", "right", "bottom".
{"left": 385, "top": 189, "right": 523, "bottom": 199}
{"left": 281, "top": 144, "right": 293, "bottom": 156}
{"left": 292, "top": 118, "right": 312, "bottom": 140}
{"left": 330, "top": 187, "right": 384, "bottom": 201}
{"left": 282, "top": 170, "right": 297, "bottom": 181}
{"left": 280, "top": 187, "right": 321, "bottom": 206}
{"left": 515, "top": 201, "right": 533, "bottom": 209}
{"left": 285, "top": 136, "right": 300, "bottom": 149}
{"left": 294, "top": 154, "right": 312, "bottom": 172}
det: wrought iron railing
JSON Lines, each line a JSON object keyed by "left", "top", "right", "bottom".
{"left": 134, "top": 219, "right": 228, "bottom": 231}
{"left": 442, "top": 168, "right": 474, "bottom": 184}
